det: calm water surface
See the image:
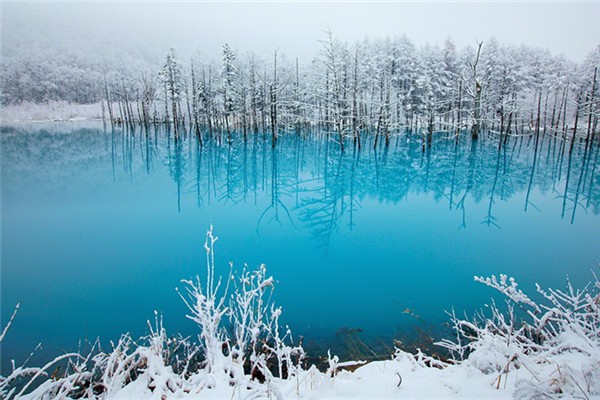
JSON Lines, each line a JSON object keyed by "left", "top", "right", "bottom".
{"left": 2, "top": 122, "right": 599, "bottom": 372}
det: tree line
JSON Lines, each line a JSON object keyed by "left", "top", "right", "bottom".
{"left": 2, "top": 32, "right": 599, "bottom": 150}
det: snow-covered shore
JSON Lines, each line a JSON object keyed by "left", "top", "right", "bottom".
{"left": 0, "top": 101, "right": 103, "bottom": 123}
{"left": 16, "top": 339, "right": 599, "bottom": 400}
{"left": 80, "top": 353, "right": 517, "bottom": 400}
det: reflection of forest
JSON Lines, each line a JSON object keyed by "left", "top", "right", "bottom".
{"left": 2, "top": 125, "right": 599, "bottom": 247}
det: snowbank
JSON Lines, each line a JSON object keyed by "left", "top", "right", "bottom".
{"left": 0, "top": 101, "right": 103, "bottom": 123}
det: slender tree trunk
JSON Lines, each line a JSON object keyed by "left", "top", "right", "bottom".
{"left": 472, "top": 81, "right": 482, "bottom": 139}
{"left": 585, "top": 67, "right": 597, "bottom": 152}
{"left": 455, "top": 80, "right": 462, "bottom": 142}
{"left": 550, "top": 87, "right": 559, "bottom": 135}
{"left": 471, "top": 42, "right": 483, "bottom": 140}
{"left": 191, "top": 61, "right": 201, "bottom": 143}
{"left": 561, "top": 86, "right": 569, "bottom": 137}
{"left": 271, "top": 51, "right": 278, "bottom": 148}
{"left": 535, "top": 89, "right": 542, "bottom": 139}
{"left": 250, "top": 61, "right": 259, "bottom": 134}
{"left": 103, "top": 75, "right": 114, "bottom": 128}
{"left": 570, "top": 92, "right": 582, "bottom": 155}
{"left": 164, "top": 83, "right": 170, "bottom": 125}
{"left": 352, "top": 49, "right": 361, "bottom": 149}
{"left": 543, "top": 89, "right": 549, "bottom": 135}
{"left": 185, "top": 78, "right": 192, "bottom": 132}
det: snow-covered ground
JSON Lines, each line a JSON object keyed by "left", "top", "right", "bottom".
{"left": 15, "top": 340, "right": 598, "bottom": 400}
{"left": 87, "top": 353, "right": 519, "bottom": 400}
{"left": 0, "top": 101, "right": 103, "bottom": 123}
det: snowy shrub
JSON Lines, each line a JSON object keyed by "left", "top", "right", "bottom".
{"left": 2, "top": 226, "right": 305, "bottom": 399}
{"left": 177, "top": 226, "right": 231, "bottom": 377}
{"left": 436, "top": 271, "right": 600, "bottom": 398}
{"left": 177, "top": 225, "right": 305, "bottom": 393}
{"left": 6, "top": 313, "right": 196, "bottom": 399}
{"left": 1, "top": 296, "right": 200, "bottom": 399}
{"left": 0, "top": 304, "right": 80, "bottom": 399}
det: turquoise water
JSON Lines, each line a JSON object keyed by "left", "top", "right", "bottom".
{"left": 2, "top": 122, "right": 599, "bottom": 372}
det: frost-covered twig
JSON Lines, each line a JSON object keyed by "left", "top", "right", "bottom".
{"left": 474, "top": 274, "right": 541, "bottom": 314}
{"left": 177, "top": 224, "right": 231, "bottom": 374}
{"left": 0, "top": 303, "right": 19, "bottom": 343}
{"left": 438, "top": 269, "right": 600, "bottom": 397}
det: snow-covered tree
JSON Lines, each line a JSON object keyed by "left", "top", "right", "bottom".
{"left": 221, "top": 43, "right": 238, "bottom": 139}
{"left": 160, "top": 48, "right": 183, "bottom": 132}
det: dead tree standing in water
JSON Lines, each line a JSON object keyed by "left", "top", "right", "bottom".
{"left": 469, "top": 41, "right": 483, "bottom": 140}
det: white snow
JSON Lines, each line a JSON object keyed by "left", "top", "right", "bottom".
{"left": 0, "top": 101, "right": 103, "bottom": 123}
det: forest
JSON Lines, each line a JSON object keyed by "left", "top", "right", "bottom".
{"left": 2, "top": 32, "right": 599, "bottom": 151}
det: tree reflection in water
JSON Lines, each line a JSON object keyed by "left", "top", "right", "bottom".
{"left": 2, "top": 124, "right": 598, "bottom": 250}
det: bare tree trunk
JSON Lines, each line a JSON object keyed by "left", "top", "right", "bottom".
{"left": 206, "top": 66, "right": 214, "bottom": 137}
{"left": 471, "top": 41, "right": 483, "bottom": 140}
{"left": 535, "top": 89, "right": 542, "bottom": 138}
{"left": 585, "top": 67, "right": 597, "bottom": 152}
{"left": 191, "top": 60, "right": 201, "bottom": 143}
{"left": 570, "top": 91, "right": 582, "bottom": 155}
{"left": 352, "top": 49, "right": 361, "bottom": 149}
{"left": 185, "top": 77, "right": 192, "bottom": 132}
{"left": 550, "top": 87, "right": 560, "bottom": 135}
{"left": 271, "top": 50, "right": 278, "bottom": 148}
{"left": 136, "top": 94, "right": 143, "bottom": 124}
{"left": 250, "top": 60, "right": 259, "bottom": 134}
{"left": 543, "top": 90, "right": 549, "bottom": 135}
{"left": 561, "top": 85, "right": 569, "bottom": 137}
{"left": 455, "top": 79, "right": 462, "bottom": 143}
{"left": 103, "top": 75, "right": 114, "bottom": 128}
{"left": 164, "top": 83, "right": 170, "bottom": 125}
{"left": 294, "top": 57, "right": 301, "bottom": 134}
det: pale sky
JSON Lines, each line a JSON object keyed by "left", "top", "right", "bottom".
{"left": 2, "top": 1, "right": 599, "bottom": 64}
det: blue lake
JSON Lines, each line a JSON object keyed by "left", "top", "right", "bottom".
{"left": 1, "top": 122, "right": 599, "bottom": 372}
